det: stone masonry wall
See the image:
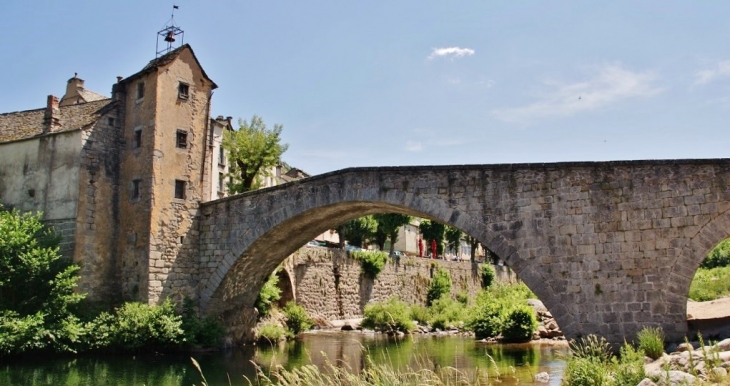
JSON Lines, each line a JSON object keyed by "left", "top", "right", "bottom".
{"left": 288, "top": 246, "right": 511, "bottom": 321}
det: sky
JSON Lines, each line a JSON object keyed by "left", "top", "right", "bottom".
{"left": 1, "top": 1, "right": 729, "bottom": 175}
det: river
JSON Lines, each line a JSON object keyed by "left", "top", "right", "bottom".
{"left": 0, "top": 332, "right": 568, "bottom": 385}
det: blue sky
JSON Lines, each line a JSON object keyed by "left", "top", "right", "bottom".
{"left": 1, "top": 1, "right": 729, "bottom": 175}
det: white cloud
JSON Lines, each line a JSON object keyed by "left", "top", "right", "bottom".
{"left": 694, "top": 61, "right": 730, "bottom": 86}
{"left": 492, "top": 63, "right": 662, "bottom": 123}
{"left": 405, "top": 141, "right": 423, "bottom": 152}
{"left": 428, "top": 47, "right": 475, "bottom": 60}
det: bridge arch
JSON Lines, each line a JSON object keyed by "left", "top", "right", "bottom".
{"left": 200, "top": 189, "right": 555, "bottom": 317}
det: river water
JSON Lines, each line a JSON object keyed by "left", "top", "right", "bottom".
{"left": 0, "top": 332, "right": 568, "bottom": 385}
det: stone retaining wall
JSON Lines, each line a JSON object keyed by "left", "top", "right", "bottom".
{"left": 286, "top": 246, "right": 513, "bottom": 321}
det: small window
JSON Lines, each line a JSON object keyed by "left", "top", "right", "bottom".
{"left": 108, "top": 117, "right": 115, "bottom": 126}
{"left": 28, "top": 189, "right": 35, "bottom": 198}
{"left": 218, "top": 147, "right": 225, "bottom": 165}
{"left": 178, "top": 82, "right": 189, "bottom": 99}
{"left": 174, "top": 180, "right": 186, "bottom": 199}
{"left": 176, "top": 130, "right": 188, "bottom": 149}
{"left": 218, "top": 172, "right": 224, "bottom": 192}
{"left": 134, "top": 129, "right": 142, "bottom": 149}
{"left": 132, "top": 179, "right": 141, "bottom": 199}
{"left": 136, "top": 82, "right": 145, "bottom": 99}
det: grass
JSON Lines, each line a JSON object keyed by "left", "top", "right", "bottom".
{"left": 636, "top": 326, "right": 664, "bottom": 360}
{"left": 689, "top": 266, "right": 730, "bottom": 301}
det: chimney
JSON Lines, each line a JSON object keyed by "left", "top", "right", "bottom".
{"left": 44, "top": 95, "right": 60, "bottom": 133}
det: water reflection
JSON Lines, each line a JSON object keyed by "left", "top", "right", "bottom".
{"left": 0, "top": 333, "right": 567, "bottom": 385}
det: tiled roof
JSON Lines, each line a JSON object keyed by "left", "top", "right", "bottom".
{"left": 0, "top": 99, "right": 113, "bottom": 143}
{"left": 77, "top": 88, "right": 108, "bottom": 103}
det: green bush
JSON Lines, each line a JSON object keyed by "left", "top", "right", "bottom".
{"left": 636, "top": 326, "right": 664, "bottom": 360}
{"left": 465, "top": 284, "right": 535, "bottom": 340}
{"left": 257, "top": 322, "right": 288, "bottom": 343}
{"left": 409, "top": 305, "right": 430, "bottom": 325}
{"left": 466, "top": 296, "right": 505, "bottom": 339}
{"left": 255, "top": 270, "right": 282, "bottom": 317}
{"left": 86, "top": 299, "right": 184, "bottom": 352}
{"left": 283, "top": 302, "right": 313, "bottom": 335}
{"left": 180, "top": 298, "right": 224, "bottom": 348}
{"left": 0, "top": 206, "right": 86, "bottom": 356}
{"left": 501, "top": 305, "right": 537, "bottom": 342}
{"left": 428, "top": 297, "right": 466, "bottom": 330}
{"left": 361, "top": 297, "right": 415, "bottom": 333}
{"left": 427, "top": 267, "right": 452, "bottom": 306}
{"left": 481, "top": 264, "right": 496, "bottom": 288}
{"left": 455, "top": 291, "right": 470, "bottom": 306}
{"left": 702, "top": 239, "right": 730, "bottom": 269}
{"left": 351, "top": 250, "right": 389, "bottom": 279}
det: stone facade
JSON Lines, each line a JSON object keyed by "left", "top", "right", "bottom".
{"left": 286, "top": 246, "right": 510, "bottom": 321}
{"left": 197, "top": 160, "right": 730, "bottom": 346}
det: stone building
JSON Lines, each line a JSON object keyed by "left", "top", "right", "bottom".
{"left": 0, "top": 44, "right": 227, "bottom": 305}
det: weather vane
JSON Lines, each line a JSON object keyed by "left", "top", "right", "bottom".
{"left": 156, "top": 5, "right": 184, "bottom": 58}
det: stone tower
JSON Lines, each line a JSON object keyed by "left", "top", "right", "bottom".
{"left": 111, "top": 45, "right": 217, "bottom": 303}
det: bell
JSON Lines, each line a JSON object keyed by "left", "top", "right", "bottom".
{"left": 164, "top": 31, "right": 175, "bottom": 43}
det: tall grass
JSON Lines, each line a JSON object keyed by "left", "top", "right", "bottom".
{"left": 193, "top": 354, "right": 505, "bottom": 386}
{"left": 636, "top": 326, "right": 664, "bottom": 360}
{"left": 689, "top": 266, "right": 730, "bottom": 301}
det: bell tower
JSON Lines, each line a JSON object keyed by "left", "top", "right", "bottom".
{"left": 156, "top": 5, "right": 184, "bottom": 58}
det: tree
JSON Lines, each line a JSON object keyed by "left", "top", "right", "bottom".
{"left": 337, "top": 216, "right": 377, "bottom": 248}
{"left": 0, "top": 205, "right": 85, "bottom": 354}
{"left": 419, "top": 220, "right": 445, "bottom": 257}
{"left": 466, "top": 235, "right": 480, "bottom": 262}
{"left": 445, "top": 226, "right": 463, "bottom": 257}
{"left": 373, "top": 213, "right": 411, "bottom": 255}
{"left": 223, "top": 115, "right": 289, "bottom": 193}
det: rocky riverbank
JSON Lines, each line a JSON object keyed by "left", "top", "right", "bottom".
{"left": 642, "top": 338, "right": 730, "bottom": 385}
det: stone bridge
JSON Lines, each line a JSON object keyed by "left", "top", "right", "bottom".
{"left": 196, "top": 159, "right": 730, "bottom": 344}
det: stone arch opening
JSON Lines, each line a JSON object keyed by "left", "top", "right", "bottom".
{"left": 662, "top": 209, "right": 730, "bottom": 341}
{"left": 276, "top": 268, "right": 295, "bottom": 308}
{"left": 202, "top": 197, "right": 566, "bottom": 345}
{"left": 674, "top": 210, "right": 730, "bottom": 339}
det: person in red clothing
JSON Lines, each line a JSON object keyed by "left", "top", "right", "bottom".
{"left": 431, "top": 239, "right": 437, "bottom": 259}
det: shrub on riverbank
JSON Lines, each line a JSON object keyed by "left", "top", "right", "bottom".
{"left": 86, "top": 300, "right": 184, "bottom": 351}
{"left": 0, "top": 206, "right": 85, "bottom": 355}
{"left": 283, "top": 302, "right": 312, "bottom": 335}
{"left": 689, "top": 266, "right": 730, "bottom": 301}
{"left": 362, "top": 297, "right": 415, "bottom": 333}
{"left": 181, "top": 298, "right": 225, "bottom": 348}
{"left": 427, "top": 267, "right": 452, "bottom": 306}
{"left": 465, "top": 282, "right": 537, "bottom": 341}
{"left": 428, "top": 297, "right": 466, "bottom": 330}
{"left": 256, "top": 321, "right": 288, "bottom": 343}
